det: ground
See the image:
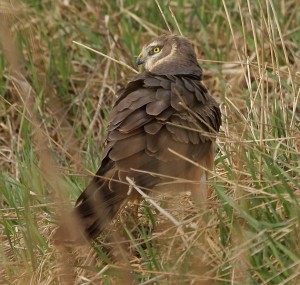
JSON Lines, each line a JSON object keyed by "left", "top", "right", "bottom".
{"left": 0, "top": 0, "right": 299, "bottom": 284}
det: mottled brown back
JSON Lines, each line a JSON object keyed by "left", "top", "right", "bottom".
{"left": 56, "top": 35, "right": 221, "bottom": 242}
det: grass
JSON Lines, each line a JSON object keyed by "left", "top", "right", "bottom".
{"left": 0, "top": 0, "right": 299, "bottom": 284}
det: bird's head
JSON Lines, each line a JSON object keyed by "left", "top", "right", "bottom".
{"left": 136, "top": 34, "right": 202, "bottom": 77}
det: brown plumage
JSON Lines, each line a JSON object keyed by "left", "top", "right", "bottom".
{"left": 57, "top": 35, "right": 221, "bottom": 242}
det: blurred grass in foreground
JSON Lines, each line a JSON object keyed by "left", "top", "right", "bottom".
{"left": 0, "top": 0, "right": 299, "bottom": 284}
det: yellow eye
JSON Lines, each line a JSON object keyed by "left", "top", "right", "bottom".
{"left": 153, "top": 47, "right": 161, "bottom": 53}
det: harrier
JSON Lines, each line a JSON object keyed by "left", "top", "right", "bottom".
{"left": 58, "top": 35, "right": 221, "bottom": 242}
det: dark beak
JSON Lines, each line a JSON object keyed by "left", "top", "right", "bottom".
{"left": 136, "top": 51, "right": 146, "bottom": 66}
{"left": 136, "top": 56, "right": 145, "bottom": 66}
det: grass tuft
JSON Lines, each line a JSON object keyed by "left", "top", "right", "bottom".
{"left": 0, "top": 0, "right": 299, "bottom": 284}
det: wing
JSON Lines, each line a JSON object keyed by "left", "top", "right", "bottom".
{"left": 102, "top": 73, "right": 220, "bottom": 190}
{"left": 74, "top": 72, "right": 221, "bottom": 239}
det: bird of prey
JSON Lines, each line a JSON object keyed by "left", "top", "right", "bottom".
{"left": 58, "top": 34, "right": 221, "bottom": 242}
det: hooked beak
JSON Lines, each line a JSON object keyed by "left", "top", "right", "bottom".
{"left": 136, "top": 51, "right": 146, "bottom": 66}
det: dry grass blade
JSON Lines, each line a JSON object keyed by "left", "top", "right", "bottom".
{"left": 1, "top": 0, "right": 299, "bottom": 284}
{"left": 73, "top": 41, "right": 138, "bottom": 74}
{"left": 169, "top": 6, "right": 183, "bottom": 36}
{"left": 154, "top": 0, "right": 172, "bottom": 33}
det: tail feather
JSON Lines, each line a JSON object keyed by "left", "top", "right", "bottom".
{"left": 55, "top": 177, "right": 126, "bottom": 244}
{"left": 76, "top": 178, "right": 126, "bottom": 240}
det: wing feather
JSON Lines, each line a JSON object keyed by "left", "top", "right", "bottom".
{"left": 71, "top": 72, "right": 221, "bottom": 240}
{"left": 108, "top": 73, "right": 221, "bottom": 168}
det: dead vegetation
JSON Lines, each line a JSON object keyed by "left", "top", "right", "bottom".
{"left": 0, "top": 0, "right": 299, "bottom": 284}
